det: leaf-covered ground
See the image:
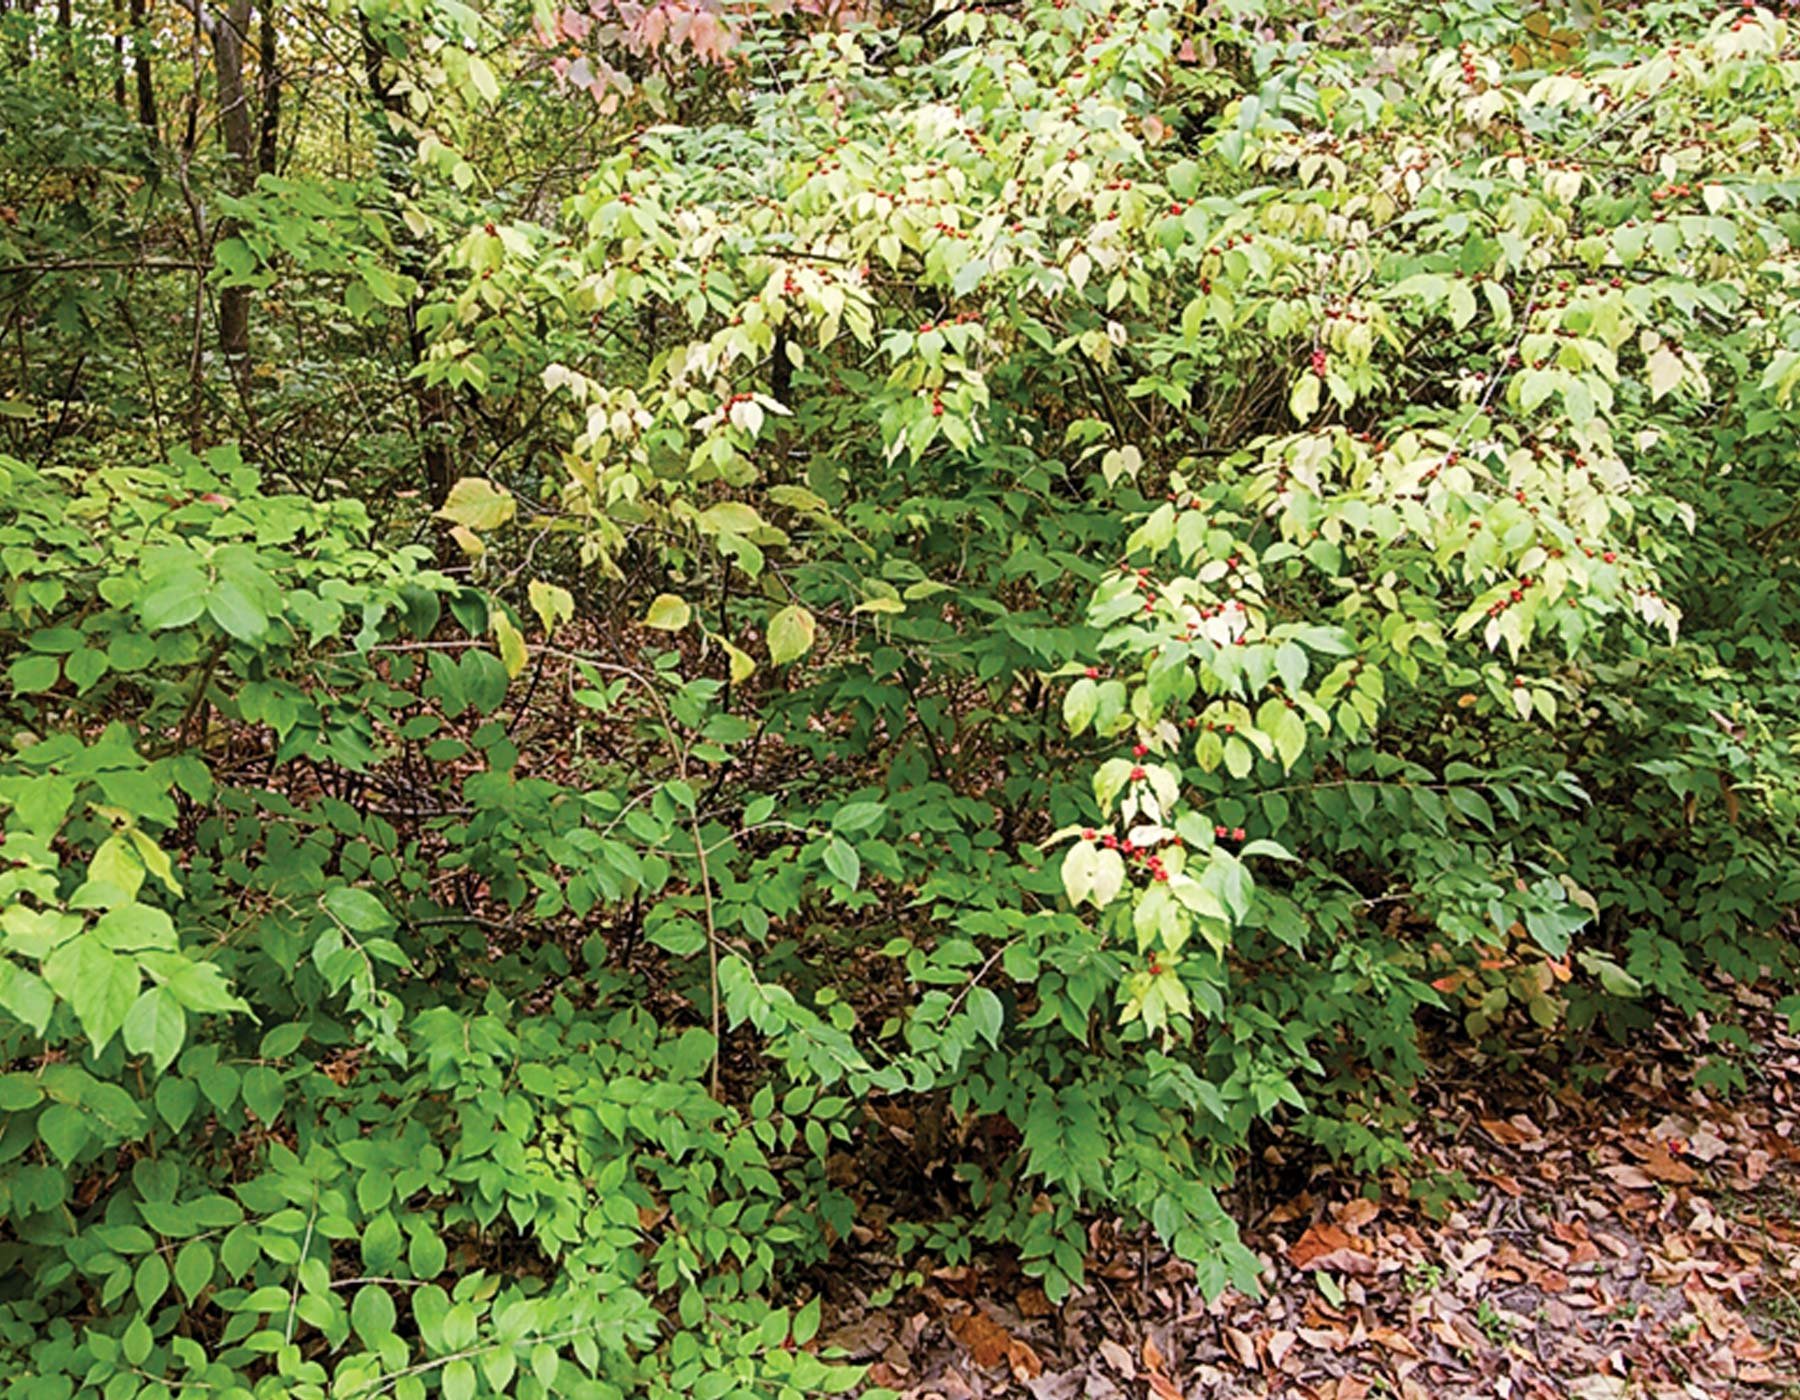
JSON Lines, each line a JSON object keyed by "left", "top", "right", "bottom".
{"left": 812, "top": 982, "right": 1800, "bottom": 1400}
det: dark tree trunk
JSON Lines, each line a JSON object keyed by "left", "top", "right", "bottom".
{"left": 130, "top": 0, "right": 156, "bottom": 132}
{"left": 361, "top": 14, "right": 454, "bottom": 507}
{"left": 113, "top": 0, "right": 128, "bottom": 108}
{"left": 256, "top": 0, "right": 278, "bottom": 175}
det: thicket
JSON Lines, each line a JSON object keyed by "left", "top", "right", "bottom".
{"left": 2, "top": 0, "right": 1799, "bottom": 1395}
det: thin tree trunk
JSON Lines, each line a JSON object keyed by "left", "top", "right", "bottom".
{"left": 130, "top": 0, "right": 157, "bottom": 133}
{"left": 56, "top": 0, "right": 73, "bottom": 87}
{"left": 113, "top": 0, "right": 128, "bottom": 108}
{"left": 361, "top": 14, "right": 453, "bottom": 507}
{"left": 256, "top": 0, "right": 278, "bottom": 176}
{"left": 211, "top": 0, "right": 254, "bottom": 395}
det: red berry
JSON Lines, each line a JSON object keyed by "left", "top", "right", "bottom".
{"left": 1129, "top": 766, "right": 1146, "bottom": 781}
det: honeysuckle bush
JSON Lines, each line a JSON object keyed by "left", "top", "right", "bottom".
{"left": 7, "top": 0, "right": 1800, "bottom": 1395}
{"left": 441, "top": 0, "right": 1800, "bottom": 1281}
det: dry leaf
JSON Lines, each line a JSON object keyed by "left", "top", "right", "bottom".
{"left": 1015, "top": 1287, "right": 1054, "bottom": 1318}
{"left": 1220, "top": 1325, "right": 1258, "bottom": 1370}
{"left": 1370, "top": 1326, "right": 1421, "bottom": 1357}
{"left": 1007, "top": 1337, "right": 1043, "bottom": 1382}
{"left": 1098, "top": 1338, "right": 1136, "bottom": 1379}
{"left": 1290, "top": 1223, "right": 1377, "bottom": 1275}
{"left": 947, "top": 1310, "right": 1011, "bottom": 1370}
{"left": 1639, "top": 1146, "right": 1699, "bottom": 1184}
{"left": 1337, "top": 1198, "right": 1382, "bottom": 1230}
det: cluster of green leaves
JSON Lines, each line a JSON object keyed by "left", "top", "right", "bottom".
{"left": 8, "top": 0, "right": 1800, "bottom": 1395}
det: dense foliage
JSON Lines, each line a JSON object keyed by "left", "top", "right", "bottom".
{"left": 3, "top": 0, "right": 1800, "bottom": 1395}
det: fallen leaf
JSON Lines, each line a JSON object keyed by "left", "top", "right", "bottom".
{"left": 1098, "top": 1338, "right": 1136, "bottom": 1379}
{"left": 1220, "top": 1325, "right": 1258, "bottom": 1370}
{"left": 948, "top": 1310, "right": 1011, "bottom": 1370}
{"left": 1370, "top": 1326, "right": 1421, "bottom": 1357}
{"left": 1640, "top": 1146, "right": 1699, "bottom": 1184}
{"left": 1290, "top": 1223, "right": 1377, "bottom": 1275}
{"left": 1337, "top": 1198, "right": 1382, "bottom": 1230}
{"left": 1007, "top": 1336, "right": 1043, "bottom": 1382}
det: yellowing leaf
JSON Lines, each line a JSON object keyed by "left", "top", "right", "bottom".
{"left": 1647, "top": 345, "right": 1684, "bottom": 401}
{"left": 721, "top": 638, "right": 756, "bottom": 684}
{"left": 527, "top": 580, "right": 574, "bottom": 637}
{"left": 697, "top": 502, "right": 763, "bottom": 536}
{"left": 767, "top": 604, "right": 816, "bottom": 665}
{"left": 492, "top": 612, "right": 528, "bottom": 679}
{"left": 644, "top": 594, "right": 691, "bottom": 631}
{"left": 436, "top": 478, "right": 515, "bottom": 532}
{"left": 466, "top": 54, "right": 500, "bottom": 105}
{"left": 853, "top": 596, "right": 905, "bottom": 615}
{"left": 1289, "top": 373, "right": 1321, "bottom": 422}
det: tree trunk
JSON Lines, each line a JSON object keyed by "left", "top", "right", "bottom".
{"left": 256, "top": 1, "right": 278, "bottom": 175}
{"left": 361, "top": 15, "right": 454, "bottom": 507}
{"left": 130, "top": 0, "right": 157, "bottom": 133}
{"left": 211, "top": 0, "right": 254, "bottom": 394}
{"left": 113, "top": 0, "right": 128, "bottom": 109}
{"left": 56, "top": 0, "right": 73, "bottom": 87}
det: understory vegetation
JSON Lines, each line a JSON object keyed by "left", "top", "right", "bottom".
{"left": 2, "top": 0, "right": 1799, "bottom": 1394}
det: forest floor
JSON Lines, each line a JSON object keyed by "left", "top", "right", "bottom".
{"left": 813, "top": 982, "right": 1800, "bottom": 1400}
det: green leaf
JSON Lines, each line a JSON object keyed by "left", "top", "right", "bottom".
{"left": 43, "top": 935, "right": 138, "bottom": 1053}
{"left": 967, "top": 986, "right": 1004, "bottom": 1049}
{"left": 351, "top": 1284, "right": 397, "bottom": 1346}
{"left": 767, "top": 604, "right": 816, "bottom": 665}
{"left": 698, "top": 501, "right": 763, "bottom": 535}
{"left": 38, "top": 1102, "right": 91, "bottom": 1164}
{"left": 443, "top": 1359, "right": 477, "bottom": 1400}
{"left": 175, "top": 1241, "right": 214, "bottom": 1304}
{"left": 139, "top": 573, "right": 208, "bottom": 630}
{"left": 1063, "top": 676, "right": 1098, "bottom": 733}
{"left": 156, "top": 1076, "right": 198, "bottom": 1132}
{"left": 135, "top": 1252, "right": 170, "bottom": 1310}
{"left": 122, "top": 987, "right": 187, "bottom": 1072}
{"left": 324, "top": 887, "right": 395, "bottom": 934}
{"left": 205, "top": 577, "right": 268, "bottom": 641}
{"left": 362, "top": 1213, "right": 402, "bottom": 1274}
{"left": 9, "top": 653, "right": 60, "bottom": 694}
{"left": 823, "top": 837, "right": 860, "bottom": 890}
{"left": 830, "top": 801, "right": 886, "bottom": 835}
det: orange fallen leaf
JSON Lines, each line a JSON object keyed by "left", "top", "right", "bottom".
{"left": 1371, "top": 1326, "right": 1420, "bottom": 1357}
{"left": 1639, "top": 1146, "right": 1699, "bottom": 1184}
{"left": 1015, "top": 1287, "right": 1053, "bottom": 1318}
{"left": 947, "top": 1311, "right": 1010, "bottom": 1370}
{"left": 1006, "top": 1336, "right": 1042, "bottom": 1382}
{"left": 1290, "top": 1223, "right": 1377, "bottom": 1275}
